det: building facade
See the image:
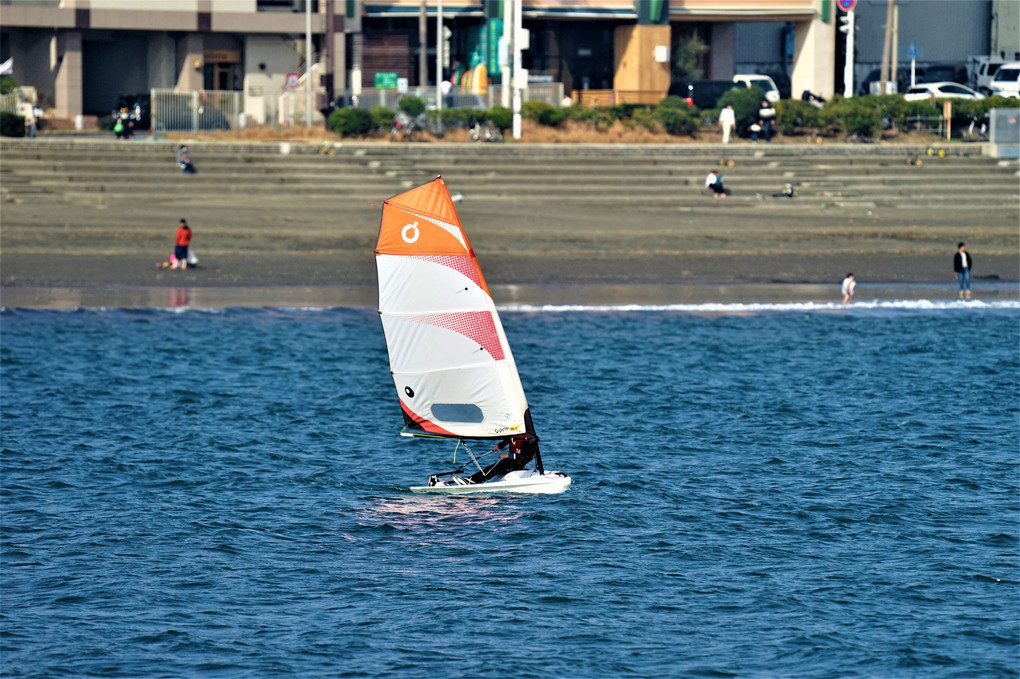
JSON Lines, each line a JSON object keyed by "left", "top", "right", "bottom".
{"left": 0, "top": 0, "right": 1003, "bottom": 123}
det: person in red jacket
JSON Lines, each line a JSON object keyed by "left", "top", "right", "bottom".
{"left": 171, "top": 219, "right": 192, "bottom": 270}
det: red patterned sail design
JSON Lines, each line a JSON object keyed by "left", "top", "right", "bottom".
{"left": 375, "top": 177, "right": 528, "bottom": 439}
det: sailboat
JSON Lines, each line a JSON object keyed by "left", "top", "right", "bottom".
{"left": 375, "top": 177, "right": 571, "bottom": 495}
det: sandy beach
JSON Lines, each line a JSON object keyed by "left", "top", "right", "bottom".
{"left": 2, "top": 139, "right": 1017, "bottom": 308}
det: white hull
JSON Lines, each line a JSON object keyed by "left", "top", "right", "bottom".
{"left": 410, "top": 469, "right": 571, "bottom": 495}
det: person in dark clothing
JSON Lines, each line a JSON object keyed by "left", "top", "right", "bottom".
{"left": 176, "top": 145, "right": 197, "bottom": 174}
{"left": 953, "top": 242, "right": 973, "bottom": 299}
{"left": 469, "top": 435, "right": 537, "bottom": 484}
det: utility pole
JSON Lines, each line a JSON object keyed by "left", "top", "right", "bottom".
{"left": 305, "top": 0, "right": 313, "bottom": 126}
{"left": 890, "top": 0, "right": 899, "bottom": 92}
{"left": 501, "top": 0, "right": 511, "bottom": 108}
{"left": 436, "top": 0, "right": 443, "bottom": 113}
{"left": 512, "top": 0, "right": 526, "bottom": 140}
{"left": 880, "top": 0, "right": 893, "bottom": 93}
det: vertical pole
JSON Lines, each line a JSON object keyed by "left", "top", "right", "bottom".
{"left": 512, "top": 0, "right": 522, "bottom": 139}
{"left": 326, "top": 0, "right": 335, "bottom": 102}
{"left": 880, "top": 0, "right": 893, "bottom": 93}
{"left": 419, "top": 1, "right": 427, "bottom": 89}
{"left": 436, "top": 0, "right": 444, "bottom": 112}
{"left": 305, "top": 0, "right": 313, "bottom": 126}
{"left": 890, "top": 0, "right": 899, "bottom": 93}
{"left": 843, "top": 10, "right": 854, "bottom": 98}
{"left": 501, "top": 0, "right": 512, "bottom": 108}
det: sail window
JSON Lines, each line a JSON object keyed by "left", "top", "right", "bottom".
{"left": 432, "top": 403, "right": 484, "bottom": 423}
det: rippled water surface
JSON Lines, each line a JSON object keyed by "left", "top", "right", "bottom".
{"left": 2, "top": 303, "right": 1018, "bottom": 678}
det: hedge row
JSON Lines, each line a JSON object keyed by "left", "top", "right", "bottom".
{"left": 327, "top": 94, "right": 704, "bottom": 138}
{"left": 327, "top": 89, "right": 1015, "bottom": 140}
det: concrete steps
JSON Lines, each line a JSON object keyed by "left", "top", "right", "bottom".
{"left": 1, "top": 138, "right": 1017, "bottom": 215}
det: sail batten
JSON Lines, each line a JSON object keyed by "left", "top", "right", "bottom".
{"left": 376, "top": 177, "right": 529, "bottom": 440}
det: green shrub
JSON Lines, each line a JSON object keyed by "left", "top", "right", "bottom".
{"left": 718, "top": 86, "right": 764, "bottom": 136}
{"left": 825, "top": 97, "right": 883, "bottom": 139}
{"left": 657, "top": 95, "right": 689, "bottom": 110}
{"left": 655, "top": 104, "right": 701, "bottom": 136}
{"left": 774, "top": 99, "right": 824, "bottom": 135}
{"left": 397, "top": 95, "right": 426, "bottom": 117}
{"left": 0, "top": 76, "right": 17, "bottom": 95}
{"left": 328, "top": 107, "right": 373, "bottom": 137}
{"left": 522, "top": 100, "right": 565, "bottom": 126}
{"left": 564, "top": 105, "right": 612, "bottom": 129}
{"left": 951, "top": 95, "right": 1015, "bottom": 122}
{"left": 0, "top": 112, "right": 25, "bottom": 137}
{"left": 487, "top": 105, "right": 512, "bottom": 130}
{"left": 868, "top": 94, "right": 912, "bottom": 130}
{"left": 605, "top": 103, "right": 646, "bottom": 121}
{"left": 631, "top": 107, "right": 658, "bottom": 132}
{"left": 439, "top": 107, "right": 477, "bottom": 128}
{"left": 899, "top": 99, "right": 940, "bottom": 132}
{"left": 370, "top": 105, "right": 396, "bottom": 130}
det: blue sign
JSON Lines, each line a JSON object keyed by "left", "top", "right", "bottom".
{"left": 837, "top": 0, "right": 857, "bottom": 10}
{"left": 908, "top": 42, "right": 918, "bottom": 60}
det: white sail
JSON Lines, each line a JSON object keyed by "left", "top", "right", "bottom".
{"left": 375, "top": 178, "right": 528, "bottom": 439}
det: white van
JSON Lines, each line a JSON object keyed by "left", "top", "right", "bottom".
{"left": 733, "top": 74, "right": 780, "bottom": 102}
{"left": 989, "top": 62, "right": 1020, "bottom": 98}
{"left": 968, "top": 56, "right": 1007, "bottom": 94}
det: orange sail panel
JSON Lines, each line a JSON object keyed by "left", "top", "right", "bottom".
{"left": 376, "top": 177, "right": 528, "bottom": 439}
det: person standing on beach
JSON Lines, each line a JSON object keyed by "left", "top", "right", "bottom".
{"left": 953, "top": 242, "right": 972, "bottom": 299}
{"left": 719, "top": 105, "right": 736, "bottom": 144}
{"left": 841, "top": 273, "right": 856, "bottom": 304}
{"left": 171, "top": 219, "right": 192, "bottom": 270}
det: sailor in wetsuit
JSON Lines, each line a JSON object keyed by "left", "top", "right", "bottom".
{"left": 470, "top": 435, "right": 536, "bottom": 484}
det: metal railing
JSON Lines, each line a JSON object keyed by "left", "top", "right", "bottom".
{"left": 150, "top": 89, "right": 244, "bottom": 134}
{"left": 322, "top": 83, "right": 565, "bottom": 114}
{"left": 153, "top": 83, "right": 568, "bottom": 130}
{"left": 0, "top": 92, "right": 20, "bottom": 115}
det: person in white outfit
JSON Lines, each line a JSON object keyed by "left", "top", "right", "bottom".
{"left": 842, "top": 273, "right": 856, "bottom": 304}
{"left": 719, "top": 104, "right": 736, "bottom": 144}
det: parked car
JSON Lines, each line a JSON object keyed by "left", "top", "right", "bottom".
{"left": 859, "top": 66, "right": 919, "bottom": 95}
{"left": 667, "top": 80, "right": 746, "bottom": 109}
{"left": 112, "top": 93, "right": 151, "bottom": 130}
{"left": 918, "top": 63, "right": 966, "bottom": 85}
{"left": 903, "top": 82, "right": 984, "bottom": 101}
{"left": 968, "top": 56, "right": 1008, "bottom": 94}
{"left": 988, "top": 62, "right": 1020, "bottom": 98}
{"left": 732, "top": 74, "right": 780, "bottom": 102}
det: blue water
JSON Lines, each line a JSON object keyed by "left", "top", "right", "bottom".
{"left": 2, "top": 302, "right": 1018, "bottom": 678}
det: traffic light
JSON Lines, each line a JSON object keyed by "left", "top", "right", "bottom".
{"left": 839, "top": 12, "right": 854, "bottom": 34}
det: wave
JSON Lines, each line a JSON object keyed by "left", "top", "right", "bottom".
{"left": 501, "top": 299, "right": 1020, "bottom": 313}
{"left": 4, "top": 299, "right": 1018, "bottom": 317}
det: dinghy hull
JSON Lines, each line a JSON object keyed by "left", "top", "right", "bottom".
{"left": 410, "top": 469, "right": 571, "bottom": 495}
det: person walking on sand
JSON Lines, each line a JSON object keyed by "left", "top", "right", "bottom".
{"left": 719, "top": 104, "right": 736, "bottom": 144}
{"left": 171, "top": 219, "right": 192, "bottom": 270}
{"left": 953, "top": 242, "right": 973, "bottom": 299}
{"left": 841, "top": 273, "right": 856, "bottom": 304}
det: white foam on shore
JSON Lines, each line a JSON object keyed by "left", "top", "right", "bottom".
{"left": 501, "top": 299, "right": 1020, "bottom": 313}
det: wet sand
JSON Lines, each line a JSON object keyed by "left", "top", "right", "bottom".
{"left": 2, "top": 145, "right": 1017, "bottom": 309}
